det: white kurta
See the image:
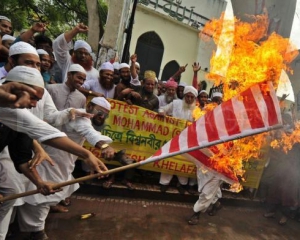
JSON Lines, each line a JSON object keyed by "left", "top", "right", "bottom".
{"left": 0, "top": 108, "right": 66, "bottom": 142}
{"left": 23, "top": 109, "right": 112, "bottom": 205}
{"left": 81, "top": 80, "right": 116, "bottom": 98}
{"left": 53, "top": 34, "right": 99, "bottom": 83}
{"left": 159, "top": 99, "right": 195, "bottom": 186}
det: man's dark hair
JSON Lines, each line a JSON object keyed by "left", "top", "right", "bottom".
{"left": 34, "top": 34, "right": 53, "bottom": 48}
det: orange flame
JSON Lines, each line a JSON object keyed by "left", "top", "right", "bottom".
{"left": 270, "top": 122, "right": 300, "bottom": 153}
{"left": 200, "top": 12, "right": 298, "bottom": 101}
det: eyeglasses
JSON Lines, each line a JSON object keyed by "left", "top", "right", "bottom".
{"left": 93, "top": 108, "right": 109, "bottom": 118}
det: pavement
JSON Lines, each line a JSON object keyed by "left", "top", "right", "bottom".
{"left": 9, "top": 192, "right": 300, "bottom": 240}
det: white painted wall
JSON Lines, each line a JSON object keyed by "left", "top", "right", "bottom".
{"left": 130, "top": 5, "right": 199, "bottom": 83}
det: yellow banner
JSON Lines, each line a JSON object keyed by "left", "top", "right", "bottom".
{"left": 83, "top": 98, "right": 197, "bottom": 178}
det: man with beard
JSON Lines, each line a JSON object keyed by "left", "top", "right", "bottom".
{"left": 122, "top": 70, "right": 159, "bottom": 111}
{"left": 47, "top": 64, "right": 87, "bottom": 110}
{"left": 158, "top": 78, "right": 178, "bottom": 107}
{"left": 53, "top": 23, "right": 99, "bottom": 83}
{"left": 79, "top": 61, "right": 115, "bottom": 98}
{"left": 114, "top": 55, "right": 140, "bottom": 100}
{"left": 158, "top": 86, "right": 198, "bottom": 194}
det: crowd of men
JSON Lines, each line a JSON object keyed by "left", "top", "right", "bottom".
{"left": 3, "top": 13, "right": 298, "bottom": 240}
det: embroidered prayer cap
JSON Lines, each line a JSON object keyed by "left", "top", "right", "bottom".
{"left": 6, "top": 66, "right": 44, "bottom": 88}
{"left": 36, "top": 49, "right": 49, "bottom": 55}
{"left": 178, "top": 81, "right": 187, "bottom": 87}
{"left": 212, "top": 92, "right": 223, "bottom": 98}
{"left": 68, "top": 64, "right": 87, "bottom": 74}
{"left": 119, "top": 63, "right": 130, "bottom": 69}
{"left": 183, "top": 86, "right": 198, "bottom": 97}
{"left": 0, "top": 16, "right": 11, "bottom": 22}
{"left": 113, "top": 62, "right": 120, "bottom": 70}
{"left": 144, "top": 70, "right": 156, "bottom": 80}
{"left": 74, "top": 40, "right": 92, "bottom": 53}
{"left": 165, "top": 78, "right": 178, "bottom": 88}
{"left": 2, "top": 34, "right": 15, "bottom": 42}
{"left": 100, "top": 62, "right": 114, "bottom": 72}
{"left": 9, "top": 41, "right": 38, "bottom": 57}
{"left": 91, "top": 97, "right": 111, "bottom": 111}
{"left": 135, "top": 62, "right": 140, "bottom": 68}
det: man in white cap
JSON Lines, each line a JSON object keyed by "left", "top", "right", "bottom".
{"left": 47, "top": 64, "right": 87, "bottom": 111}
{"left": 80, "top": 61, "right": 115, "bottom": 98}
{"left": 53, "top": 23, "right": 99, "bottom": 83}
{"left": 0, "top": 16, "right": 12, "bottom": 36}
{"left": 0, "top": 41, "right": 40, "bottom": 82}
{"left": 158, "top": 86, "right": 198, "bottom": 194}
{"left": 0, "top": 15, "right": 12, "bottom": 63}
{"left": 1, "top": 34, "right": 15, "bottom": 49}
{"left": 114, "top": 54, "right": 140, "bottom": 99}
{"left": 16, "top": 97, "right": 114, "bottom": 236}
{"left": 211, "top": 91, "right": 223, "bottom": 105}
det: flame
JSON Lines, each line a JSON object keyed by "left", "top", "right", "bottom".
{"left": 270, "top": 122, "right": 300, "bottom": 153}
{"left": 200, "top": 11, "right": 298, "bottom": 101}
{"left": 194, "top": 11, "right": 299, "bottom": 191}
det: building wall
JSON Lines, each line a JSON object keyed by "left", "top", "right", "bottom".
{"left": 130, "top": 5, "right": 199, "bottom": 83}
{"left": 130, "top": 0, "right": 227, "bottom": 85}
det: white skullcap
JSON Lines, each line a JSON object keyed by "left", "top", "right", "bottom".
{"left": 91, "top": 97, "right": 111, "bottom": 111}
{"left": 100, "top": 62, "right": 114, "bottom": 72}
{"left": 162, "top": 81, "right": 167, "bottom": 84}
{"left": 0, "top": 16, "right": 11, "bottom": 22}
{"left": 113, "top": 62, "right": 120, "bottom": 70}
{"left": 198, "top": 90, "right": 208, "bottom": 96}
{"left": 2, "top": 34, "right": 15, "bottom": 42}
{"left": 74, "top": 40, "right": 92, "bottom": 53}
{"left": 6, "top": 66, "right": 44, "bottom": 88}
{"left": 9, "top": 41, "right": 38, "bottom": 57}
{"left": 183, "top": 86, "right": 198, "bottom": 97}
{"left": 36, "top": 49, "right": 49, "bottom": 55}
{"left": 212, "top": 92, "right": 223, "bottom": 98}
{"left": 68, "top": 64, "right": 87, "bottom": 74}
{"left": 119, "top": 63, "right": 130, "bottom": 69}
{"left": 135, "top": 62, "right": 140, "bottom": 68}
{"left": 178, "top": 81, "right": 187, "bottom": 87}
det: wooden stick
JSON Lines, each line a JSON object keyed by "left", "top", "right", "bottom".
{"left": 0, "top": 162, "right": 141, "bottom": 202}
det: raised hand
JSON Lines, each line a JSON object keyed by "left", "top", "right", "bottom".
{"left": 31, "top": 22, "right": 47, "bottom": 33}
{"left": 192, "top": 62, "right": 201, "bottom": 72}
{"left": 178, "top": 64, "right": 188, "bottom": 73}
{"left": 75, "top": 23, "right": 89, "bottom": 34}
{"left": 130, "top": 54, "right": 137, "bottom": 64}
